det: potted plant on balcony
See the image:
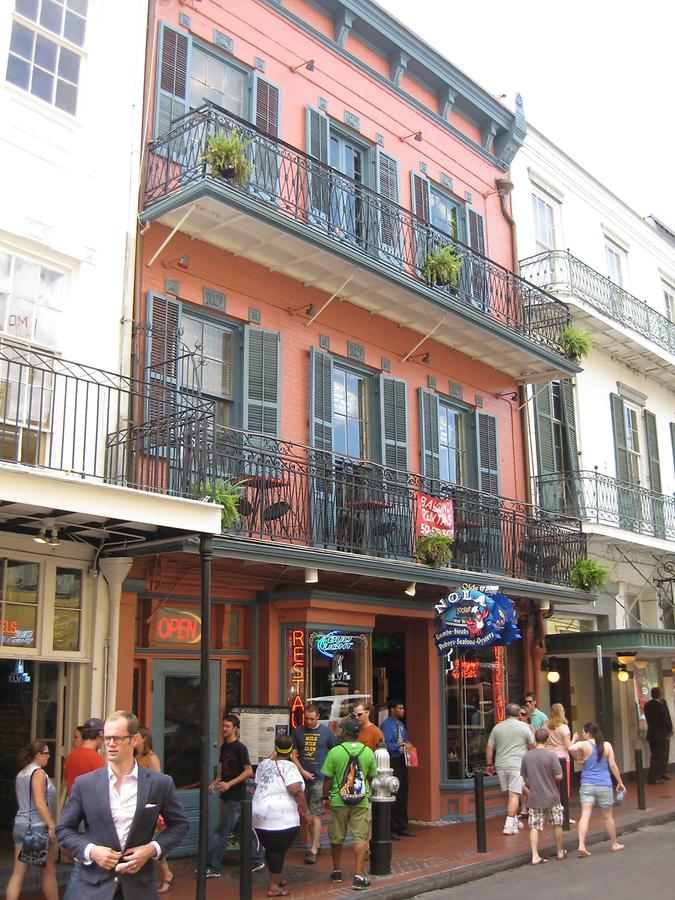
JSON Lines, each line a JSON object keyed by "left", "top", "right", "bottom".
{"left": 560, "top": 324, "right": 592, "bottom": 363}
{"left": 569, "top": 556, "right": 609, "bottom": 592}
{"left": 422, "top": 244, "right": 463, "bottom": 288}
{"left": 203, "top": 130, "right": 251, "bottom": 185}
{"left": 415, "top": 533, "right": 453, "bottom": 567}
{"left": 197, "top": 478, "right": 244, "bottom": 530}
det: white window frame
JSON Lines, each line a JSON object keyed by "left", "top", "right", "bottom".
{"left": 663, "top": 282, "right": 675, "bottom": 323}
{"left": 605, "top": 238, "right": 626, "bottom": 287}
{"left": 0, "top": 550, "right": 90, "bottom": 660}
{"left": 623, "top": 402, "right": 642, "bottom": 484}
{"left": 531, "top": 190, "right": 557, "bottom": 255}
{"left": 6, "top": 0, "right": 88, "bottom": 117}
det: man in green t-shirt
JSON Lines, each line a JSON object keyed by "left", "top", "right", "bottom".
{"left": 321, "top": 717, "right": 377, "bottom": 891}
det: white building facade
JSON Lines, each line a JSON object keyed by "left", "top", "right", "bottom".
{"left": 511, "top": 126, "right": 675, "bottom": 772}
{"left": 0, "top": 0, "right": 218, "bottom": 834}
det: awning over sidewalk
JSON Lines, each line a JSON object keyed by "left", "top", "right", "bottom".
{"left": 547, "top": 627, "right": 675, "bottom": 658}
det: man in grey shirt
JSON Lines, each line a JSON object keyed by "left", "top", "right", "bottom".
{"left": 486, "top": 702, "right": 534, "bottom": 834}
{"left": 520, "top": 728, "right": 564, "bottom": 864}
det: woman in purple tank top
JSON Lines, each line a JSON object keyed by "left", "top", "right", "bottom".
{"left": 569, "top": 722, "right": 626, "bottom": 858}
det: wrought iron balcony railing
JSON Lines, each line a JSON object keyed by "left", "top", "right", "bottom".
{"left": 533, "top": 469, "right": 675, "bottom": 540}
{"left": 212, "top": 425, "right": 586, "bottom": 586}
{"left": 0, "top": 342, "right": 213, "bottom": 499}
{"left": 144, "top": 103, "right": 571, "bottom": 355}
{"left": 519, "top": 250, "right": 675, "bottom": 355}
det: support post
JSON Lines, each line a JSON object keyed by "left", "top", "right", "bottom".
{"left": 561, "top": 761, "right": 570, "bottom": 831}
{"left": 635, "top": 748, "right": 646, "bottom": 811}
{"left": 239, "top": 793, "right": 253, "bottom": 900}
{"left": 196, "top": 534, "right": 213, "bottom": 900}
{"left": 474, "top": 769, "right": 487, "bottom": 853}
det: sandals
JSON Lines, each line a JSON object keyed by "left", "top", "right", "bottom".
{"left": 531, "top": 858, "right": 547, "bottom": 865}
{"left": 578, "top": 849, "right": 592, "bottom": 858}
{"left": 557, "top": 850, "right": 567, "bottom": 860}
{"left": 157, "top": 874, "right": 175, "bottom": 893}
{"left": 304, "top": 848, "right": 320, "bottom": 864}
{"left": 267, "top": 890, "right": 290, "bottom": 897}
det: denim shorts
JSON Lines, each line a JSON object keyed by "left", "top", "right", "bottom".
{"left": 579, "top": 784, "right": 614, "bottom": 808}
{"left": 12, "top": 822, "right": 48, "bottom": 845}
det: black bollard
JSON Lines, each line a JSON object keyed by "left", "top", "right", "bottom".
{"left": 561, "top": 762, "right": 570, "bottom": 831}
{"left": 240, "top": 793, "right": 253, "bottom": 900}
{"left": 370, "top": 799, "right": 393, "bottom": 875}
{"left": 635, "top": 748, "right": 646, "bottom": 811}
{"left": 474, "top": 769, "right": 487, "bottom": 853}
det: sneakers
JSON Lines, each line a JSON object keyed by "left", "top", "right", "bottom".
{"left": 205, "top": 868, "right": 221, "bottom": 878}
{"left": 251, "top": 862, "right": 266, "bottom": 873}
{"left": 330, "top": 869, "right": 342, "bottom": 883}
{"left": 517, "top": 819, "right": 524, "bottom": 829}
{"left": 502, "top": 825, "right": 519, "bottom": 835}
{"left": 353, "top": 875, "right": 372, "bottom": 891}
{"left": 304, "top": 849, "right": 320, "bottom": 864}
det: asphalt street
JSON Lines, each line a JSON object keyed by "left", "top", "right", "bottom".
{"left": 414, "top": 819, "right": 675, "bottom": 900}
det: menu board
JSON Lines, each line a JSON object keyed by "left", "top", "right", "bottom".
{"left": 231, "top": 705, "right": 291, "bottom": 764}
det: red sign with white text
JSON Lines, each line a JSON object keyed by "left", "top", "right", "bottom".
{"left": 415, "top": 492, "right": 454, "bottom": 538}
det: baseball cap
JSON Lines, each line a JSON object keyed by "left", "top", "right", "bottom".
{"left": 80, "top": 717, "right": 104, "bottom": 740}
{"left": 340, "top": 717, "right": 360, "bottom": 737}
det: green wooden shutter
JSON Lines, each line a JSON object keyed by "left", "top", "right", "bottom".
{"left": 559, "top": 380, "right": 579, "bottom": 473}
{"left": 534, "top": 383, "right": 556, "bottom": 475}
{"left": 411, "top": 173, "right": 431, "bottom": 274}
{"left": 411, "top": 172, "right": 430, "bottom": 221}
{"left": 467, "top": 209, "right": 486, "bottom": 254}
{"left": 376, "top": 149, "right": 399, "bottom": 256}
{"left": 477, "top": 412, "right": 499, "bottom": 495}
{"left": 309, "top": 347, "right": 333, "bottom": 451}
{"left": 254, "top": 76, "right": 279, "bottom": 136}
{"left": 243, "top": 327, "right": 280, "bottom": 436}
{"left": 419, "top": 388, "right": 440, "bottom": 481}
{"left": 644, "top": 409, "right": 662, "bottom": 493}
{"left": 379, "top": 376, "right": 408, "bottom": 471}
{"left": 155, "top": 23, "right": 191, "bottom": 137}
{"left": 610, "top": 393, "right": 630, "bottom": 482}
{"left": 145, "top": 292, "right": 181, "bottom": 427}
{"left": 306, "top": 107, "right": 330, "bottom": 220}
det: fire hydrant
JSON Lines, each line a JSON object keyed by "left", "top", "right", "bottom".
{"left": 369, "top": 743, "right": 399, "bottom": 875}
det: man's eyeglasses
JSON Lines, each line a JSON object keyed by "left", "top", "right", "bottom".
{"left": 102, "top": 734, "right": 132, "bottom": 746}
{"left": 353, "top": 711, "right": 366, "bottom": 718}
{"left": 525, "top": 699, "right": 535, "bottom": 705}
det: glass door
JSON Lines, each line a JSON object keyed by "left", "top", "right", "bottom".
{"left": 152, "top": 659, "right": 221, "bottom": 856}
{"left": 330, "top": 136, "right": 365, "bottom": 244}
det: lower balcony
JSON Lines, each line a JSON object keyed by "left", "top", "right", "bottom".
{"left": 533, "top": 469, "right": 675, "bottom": 541}
{"left": 0, "top": 342, "right": 219, "bottom": 540}
{"left": 212, "top": 426, "right": 586, "bottom": 588}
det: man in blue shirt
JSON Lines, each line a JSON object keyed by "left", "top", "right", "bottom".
{"left": 381, "top": 699, "right": 415, "bottom": 837}
{"left": 291, "top": 703, "right": 337, "bottom": 863}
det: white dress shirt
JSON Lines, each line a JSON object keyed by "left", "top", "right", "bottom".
{"left": 84, "top": 762, "right": 161, "bottom": 862}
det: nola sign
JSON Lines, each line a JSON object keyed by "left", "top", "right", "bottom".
{"left": 415, "top": 492, "right": 454, "bottom": 538}
{"left": 433, "top": 586, "right": 520, "bottom": 655}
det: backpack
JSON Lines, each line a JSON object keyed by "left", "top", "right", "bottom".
{"left": 338, "top": 745, "right": 367, "bottom": 805}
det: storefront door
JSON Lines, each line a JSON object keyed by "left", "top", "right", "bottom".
{"left": 152, "top": 659, "right": 221, "bottom": 856}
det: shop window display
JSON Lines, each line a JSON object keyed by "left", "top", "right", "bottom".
{"left": 285, "top": 627, "right": 371, "bottom": 728}
{"left": 445, "top": 646, "right": 506, "bottom": 779}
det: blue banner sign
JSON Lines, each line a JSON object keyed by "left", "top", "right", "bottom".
{"left": 434, "top": 587, "right": 520, "bottom": 655}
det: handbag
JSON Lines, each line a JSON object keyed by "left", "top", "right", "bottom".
{"left": 18, "top": 770, "right": 49, "bottom": 867}
{"left": 404, "top": 745, "right": 419, "bottom": 768}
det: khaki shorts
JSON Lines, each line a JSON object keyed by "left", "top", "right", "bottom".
{"left": 497, "top": 768, "right": 523, "bottom": 794}
{"left": 327, "top": 804, "right": 369, "bottom": 844}
{"left": 305, "top": 779, "right": 324, "bottom": 816}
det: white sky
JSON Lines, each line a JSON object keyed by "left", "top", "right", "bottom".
{"left": 378, "top": 0, "right": 675, "bottom": 226}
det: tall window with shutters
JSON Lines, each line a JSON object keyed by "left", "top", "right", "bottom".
{"left": 533, "top": 380, "right": 579, "bottom": 516}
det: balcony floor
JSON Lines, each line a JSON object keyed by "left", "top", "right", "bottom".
{"left": 144, "top": 183, "right": 578, "bottom": 384}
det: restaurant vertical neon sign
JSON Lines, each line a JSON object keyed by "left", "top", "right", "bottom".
{"left": 290, "top": 629, "right": 306, "bottom": 728}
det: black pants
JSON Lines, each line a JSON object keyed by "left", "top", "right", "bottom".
{"left": 390, "top": 756, "right": 409, "bottom": 833}
{"left": 647, "top": 739, "right": 669, "bottom": 781}
{"left": 255, "top": 826, "right": 299, "bottom": 874}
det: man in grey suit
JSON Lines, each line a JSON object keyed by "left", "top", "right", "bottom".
{"left": 57, "top": 710, "right": 189, "bottom": 899}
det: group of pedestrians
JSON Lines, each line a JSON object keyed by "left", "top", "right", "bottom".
{"left": 8, "top": 711, "right": 189, "bottom": 900}
{"left": 488, "top": 697, "right": 629, "bottom": 863}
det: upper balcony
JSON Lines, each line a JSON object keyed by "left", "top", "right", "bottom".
{"left": 519, "top": 250, "right": 675, "bottom": 387}
{"left": 212, "top": 425, "right": 587, "bottom": 590}
{"left": 533, "top": 469, "right": 675, "bottom": 545}
{"left": 0, "top": 342, "right": 220, "bottom": 540}
{"left": 141, "top": 103, "right": 575, "bottom": 384}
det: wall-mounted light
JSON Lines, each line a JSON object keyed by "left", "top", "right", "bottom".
{"left": 543, "top": 657, "right": 560, "bottom": 683}
{"left": 399, "top": 130, "right": 423, "bottom": 142}
{"left": 46, "top": 525, "right": 60, "bottom": 548}
{"left": 304, "top": 568, "right": 319, "bottom": 584}
{"left": 292, "top": 59, "right": 315, "bottom": 72}
{"left": 404, "top": 582, "right": 416, "bottom": 597}
{"left": 34, "top": 526, "right": 48, "bottom": 544}
{"left": 616, "top": 652, "right": 637, "bottom": 666}
{"left": 617, "top": 665, "right": 630, "bottom": 682}
{"left": 409, "top": 352, "right": 430, "bottom": 364}
{"left": 634, "top": 659, "right": 647, "bottom": 670}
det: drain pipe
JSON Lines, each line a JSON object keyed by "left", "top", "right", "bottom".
{"left": 99, "top": 557, "right": 133, "bottom": 714}
{"left": 496, "top": 177, "right": 518, "bottom": 273}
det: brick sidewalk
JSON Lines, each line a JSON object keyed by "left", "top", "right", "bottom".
{"left": 18, "top": 780, "right": 675, "bottom": 899}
